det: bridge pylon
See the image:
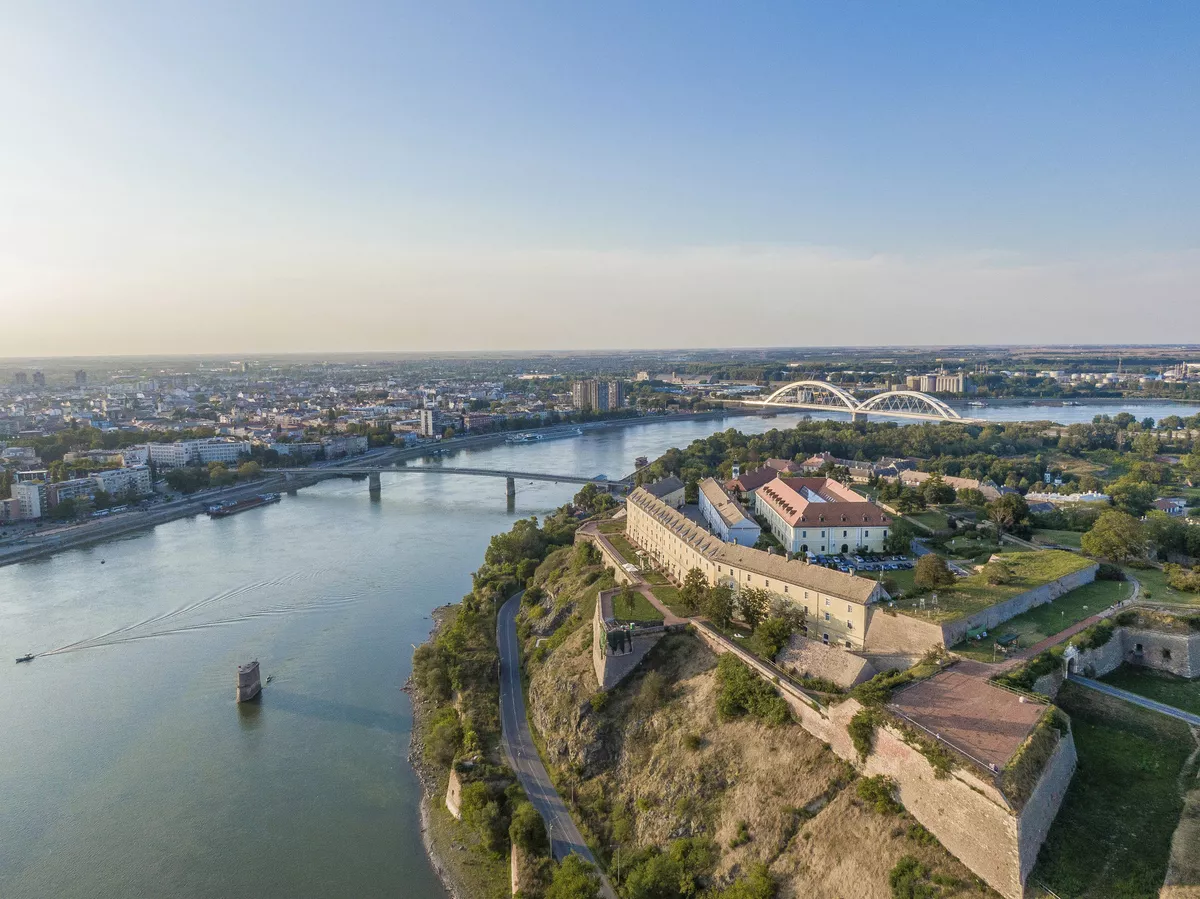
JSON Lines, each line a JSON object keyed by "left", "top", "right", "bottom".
{"left": 506, "top": 476, "right": 516, "bottom": 500}
{"left": 368, "top": 471, "right": 381, "bottom": 499}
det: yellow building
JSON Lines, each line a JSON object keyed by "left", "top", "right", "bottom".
{"left": 625, "top": 487, "right": 886, "bottom": 649}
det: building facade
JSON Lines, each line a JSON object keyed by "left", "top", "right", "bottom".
{"left": 752, "top": 476, "right": 891, "bottom": 554}
{"left": 92, "top": 465, "right": 153, "bottom": 497}
{"left": 47, "top": 477, "right": 97, "bottom": 507}
{"left": 572, "top": 379, "right": 624, "bottom": 413}
{"left": 697, "top": 477, "right": 761, "bottom": 546}
{"left": 625, "top": 487, "right": 886, "bottom": 648}
{"left": 12, "top": 481, "right": 47, "bottom": 519}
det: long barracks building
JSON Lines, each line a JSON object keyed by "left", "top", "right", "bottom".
{"left": 625, "top": 486, "right": 887, "bottom": 649}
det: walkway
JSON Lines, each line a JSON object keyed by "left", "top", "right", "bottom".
{"left": 1070, "top": 675, "right": 1200, "bottom": 727}
{"left": 577, "top": 522, "right": 686, "bottom": 627}
{"left": 497, "top": 593, "right": 617, "bottom": 899}
{"left": 1000, "top": 574, "right": 1141, "bottom": 668}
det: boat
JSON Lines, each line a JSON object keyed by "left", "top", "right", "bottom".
{"left": 967, "top": 400, "right": 989, "bottom": 407}
{"left": 505, "top": 428, "right": 583, "bottom": 445}
{"left": 1062, "top": 400, "right": 1081, "bottom": 406}
{"left": 207, "top": 493, "right": 281, "bottom": 518}
{"left": 635, "top": 456, "right": 649, "bottom": 468}
{"left": 15, "top": 654, "right": 33, "bottom": 664}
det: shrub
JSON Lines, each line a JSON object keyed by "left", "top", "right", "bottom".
{"left": 589, "top": 691, "right": 608, "bottom": 713}
{"left": 914, "top": 554, "right": 955, "bottom": 589}
{"left": 682, "top": 732, "right": 704, "bottom": 751}
{"left": 509, "top": 800, "right": 548, "bottom": 855}
{"left": 546, "top": 853, "right": 601, "bottom": 899}
{"left": 889, "top": 855, "right": 936, "bottom": 899}
{"left": 425, "top": 707, "right": 463, "bottom": 767}
{"left": 857, "top": 775, "right": 902, "bottom": 815}
{"left": 1096, "top": 562, "right": 1126, "bottom": 581}
{"left": 729, "top": 819, "right": 752, "bottom": 848}
{"left": 848, "top": 708, "right": 880, "bottom": 761}
{"left": 715, "top": 655, "right": 791, "bottom": 726}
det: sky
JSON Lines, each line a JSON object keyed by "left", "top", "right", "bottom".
{"left": 1, "top": 1, "right": 1197, "bottom": 356}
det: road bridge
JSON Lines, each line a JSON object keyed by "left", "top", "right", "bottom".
{"left": 272, "top": 465, "right": 630, "bottom": 501}
{"left": 740, "top": 380, "right": 981, "bottom": 422}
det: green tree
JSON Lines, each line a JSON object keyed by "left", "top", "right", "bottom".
{"left": 546, "top": 854, "right": 601, "bottom": 899}
{"left": 986, "top": 493, "right": 1029, "bottom": 536}
{"left": 1081, "top": 510, "right": 1146, "bottom": 564}
{"left": 679, "top": 567, "right": 708, "bottom": 615}
{"left": 715, "top": 863, "right": 776, "bottom": 899}
{"left": 737, "top": 586, "right": 771, "bottom": 630}
{"left": 237, "top": 460, "right": 262, "bottom": 480}
{"left": 509, "top": 800, "right": 548, "bottom": 855}
{"left": 460, "top": 781, "right": 508, "bottom": 854}
{"left": 913, "top": 554, "right": 955, "bottom": 589}
{"left": 982, "top": 559, "right": 1011, "bottom": 585}
{"left": 702, "top": 583, "right": 735, "bottom": 630}
{"left": 208, "top": 463, "right": 235, "bottom": 487}
{"left": 922, "top": 474, "right": 956, "bottom": 505}
{"left": 956, "top": 487, "right": 987, "bottom": 509}
{"left": 1109, "top": 478, "right": 1157, "bottom": 517}
{"left": 883, "top": 519, "right": 916, "bottom": 555}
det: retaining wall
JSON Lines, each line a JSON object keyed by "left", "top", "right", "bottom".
{"left": 581, "top": 530, "right": 638, "bottom": 586}
{"left": 591, "top": 589, "right": 664, "bottom": 690}
{"left": 864, "top": 606, "right": 947, "bottom": 654}
{"left": 1030, "top": 625, "right": 1199, "bottom": 699}
{"left": 690, "top": 621, "right": 1059, "bottom": 899}
{"left": 445, "top": 767, "right": 463, "bottom": 820}
{"left": 776, "top": 634, "right": 877, "bottom": 688}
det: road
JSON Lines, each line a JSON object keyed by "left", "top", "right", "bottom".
{"left": 1070, "top": 675, "right": 1200, "bottom": 726}
{"left": 497, "top": 593, "right": 618, "bottom": 899}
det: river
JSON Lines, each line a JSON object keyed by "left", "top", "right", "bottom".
{"left": 1, "top": 400, "right": 1195, "bottom": 897}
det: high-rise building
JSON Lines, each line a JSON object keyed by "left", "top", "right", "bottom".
{"left": 572, "top": 379, "right": 624, "bottom": 412}
{"left": 32, "top": 371, "right": 45, "bottom": 387}
{"left": 74, "top": 369, "right": 87, "bottom": 386}
{"left": 13, "top": 372, "right": 27, "bottom": 386}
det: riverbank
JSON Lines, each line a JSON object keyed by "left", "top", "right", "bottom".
{"left": 407, "top": 605, "right": 461, "bottom": 899}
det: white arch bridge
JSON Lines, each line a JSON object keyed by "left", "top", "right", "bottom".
{"left": 742, "top": 381, "right": 979, "bottom": 423}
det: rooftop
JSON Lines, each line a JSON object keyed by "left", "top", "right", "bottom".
{"left": 754, "top": 476, "right": 891, "bottom": 528}
{"left": 698, "top": 477, "right": 753, "bottom": 529}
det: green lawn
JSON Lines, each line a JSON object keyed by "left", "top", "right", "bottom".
{"left": 1032, "top": 529, "right": 1084, "bottom": 549}
{"left": 610, "top": 591, "right": 665, "bottom": 624}
{"left": 857, "top": 567, "right": 916, "bottom": 597}
{"left": 1123, "top": 565, "right": 1200, "bottom": 607}
{"left": 907, "top": 510, "right": 950, "bottom": 531}
{"left": 896, "top": 550, "right": 1095, "bottom": 624}
{"left": 1100, "top": 664, "right": 1200, "bottom": 716}
{"left": 648, "top": 584, "right": 690, "bottom": 617}
{"left": 604, "top": 532, "right": 641, "bottom": 567}
{"left": 1032, "top": 682, "right": 1194, "bottom": 899}
{"left": 595, "top": 518, "right": 626, "bottom": 535}
{"left": 938, "top": 535, "right": 1002, "bottom": 563}
{"left": 951, "top": 579, "right": 1133, "bottom": 661}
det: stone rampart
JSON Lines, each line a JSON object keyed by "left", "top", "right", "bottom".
{"left": 690, "top": 620, "right": 1062, "bottom": 899}
{"left": 580, "top": 530, "right": 638, "bottom": 586}
{"left": 940, "top": 563, "right": 1099, "bottom": 648}
{"left": 864, "top": 606, "right": 947, "bottom": 654}
{"left": 591, "top": 589, "right": 664, "bottom": 690}
{"left": 445, "top": 767, "right": 464, "bottom": 819}
{"left": 1028, "top": 623, "right": 1198, "bottom": 699}
{"left": 776, "top": 634, "right": 877, "bottom": 688}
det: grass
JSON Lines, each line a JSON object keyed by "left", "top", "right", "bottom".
{"left": 857, "top": 567, "right": 916, "bottom": 597}
{"left": 951, "top": 579, "right": 1134, "bottom": 660}
{"left": 895, "top": 550, "right": 1095, "bottom": 624}
{"left": 610, "top": 591, "right": 665, "bottom": 624}
{"left": 907, "top": 510, "right": 950, "bottom": 531}
{"left": 649, "top": 584, "right": 689, "bottom": 617}
{"left": 1032, "top": 682, "right": 1195, "bottom": 899}
{"left": 595, "top": 518, "right": 626, "bottom": 535}
{"left": 605, "top": 532, "right": 642, "bottom": 567}
{"left": 1100, "top": 664, "right": 1200, "bottom": 716}
{"left": 1031, "top": 529, "right": 1083, "bottom": 549}
{"left": 1123, "top": 564, "right": 1200, "bottom": 607}
{"left": 938, "top": 535, "right": 1002, "bottom": 563}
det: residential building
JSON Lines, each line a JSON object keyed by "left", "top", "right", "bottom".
{"left": 75, "top": 369, "right": 87, "bottom": 386}
{"left": 47, "top": 477, "right": 97, "bottom": 507}
{"left": 13, "top": 481, "right": 47, "bottom": 519}
{"left": 12, "top": 372, "right": 27, "bottom": 386}
{"left": 0, "top": 497, "right": 21, "bottom": 521}
{"left": 92, "top": 465, "right": 152, "bottom": 497}
{"left": 322, "top": 435, "right": 368, "bottom": 459}
{"left": 697, "top": 478, "right": 761, "bottom": 546}
{"left": 1024, "top": 491, "right": 1112, "bottom": 506}
{"left": 1152, "top": 498, "right": 1188, "bottom": 517}
{"left": 625, "top": 487, "right": 886, "bottom": 649}
{"left": 726, "top": 460, "right": 798, "bottom": 494}
{"left": 905, "top": 371, "right": 972, "bottom": 394}
{"left": 572, "top": 379, "right": 624, "bottom": 412}
{"left": 799, "top": 452, "right": 877, "bottom": 482}
{"left": 753, "top": 476, "right": 891, "bottom": 554}
{"left": 196, "top": 439, "right": 251, "bottom": 465}
{"left": 896, "top": 470, "right": 1001, "bottom": 501}
{"left": 32, "top": 371, "right": 45, "bottom": 387}
{"left": 642, "top": 475, "right": 686, "bottom": 509}
{"left": 269, "top": 442, "right": 323, "bottom": 459}
{"left": 145, "top": 439, "right": 251, "bottom": 468}
{"left": 418, "top": 408, "right": 446, "bottom": 437}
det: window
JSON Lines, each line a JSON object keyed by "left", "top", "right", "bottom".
{"left": 802, "top": 530, "right": 807, "bottom": 537}
{"left": 846, "top": 620, "right": 852, "bottom": 629}
{"left": 847, "top": 604, "right": 852, "bottom": 612}
{"left": 821, "top": 530, "right": 826, "bottom": 537}
{"left": 804, "top": 591, "right": 809, "bottom": 599}
{"left": 1162, "top": 648, "right": 1173, "bottom": 661}
{"left": 783, "top": 585, "right": 788, "bottom": 593}
{"left": 843, "top": 530, "right": 848, "bottom": 537}
{"left": 824, "top": 611, "right": 830, "bottom": 621}
{"left": 864, "top": 530, "right": 869, "bottom": 538}
{"left": 883, "top": 529, "right": 888, "bottom": 538}
{"left": 822, "top": 633, "right": 829, "bottom": 644}
{"left": 746, "top": 574, "right": 751, "bottom": 582}
{"left": 765, "top": 580, "right": 769, "bottom": 587}
{"left": 844, "top": 641, "right": 853, "bottom": 649}
{"left": 825, "top": 598, "right": 830, "bottom": 606}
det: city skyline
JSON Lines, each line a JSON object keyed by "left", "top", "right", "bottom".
{"left": 3, "top": 2, "right": 1198, "bottom": 355}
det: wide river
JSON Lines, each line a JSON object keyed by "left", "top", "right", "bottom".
{"left": 2, "top": 400, "right": 1196, "bottom": 897}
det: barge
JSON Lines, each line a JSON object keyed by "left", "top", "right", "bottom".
{"left": 207, "top": 493, "right": 281, "bottom": 518}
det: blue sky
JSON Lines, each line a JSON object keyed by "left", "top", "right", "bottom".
{"left": 1, "top": 2, "right": 1197, "bottom": 353}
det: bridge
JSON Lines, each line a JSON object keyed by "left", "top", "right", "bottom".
{"left": 272, "top": 465, "right": 631, "bottom": 501}
{"left": 741, "top": 381, "right": 979, "bottom": 422}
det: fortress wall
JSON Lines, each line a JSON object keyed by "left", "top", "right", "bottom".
{"left": 864, "top": 607, "right": 947, "bottom": 654}
{"left": 1016, "top": 732, "right": 1078, "bottom": 883}
{"left": 941, "top": 564, "right": 1099, "bottom": 648}
{"left": 1124, "top": 629, "right": 1200, "bottom": 679}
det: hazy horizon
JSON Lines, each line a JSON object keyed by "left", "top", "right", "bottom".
{"left": 3, "top": 2, "right": 1197, "bottom": 355}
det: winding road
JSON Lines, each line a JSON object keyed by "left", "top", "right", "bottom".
{"left": 497, "top": 593, "right": 617, "bottom": 899}
{"left": 1069, "top": 675, "right": 1200, "bottom": 726}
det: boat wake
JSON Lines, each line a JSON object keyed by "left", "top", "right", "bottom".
{"left": 38, "top": 567, "right": 363, "bottom": 657}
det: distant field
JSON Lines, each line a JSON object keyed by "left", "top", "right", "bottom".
{"left": 951, "top": 579, "right": 1132, "bottom": 660}
{"left": 1032, "top": 682, "right": 1193, "bottom": 899}
{"left": 895, "top": 550, "right": 1094, "bottom": 623}
{"left": 1032, "top": 528, "right": 1083, "bottom": 549}
{"left": 1101, "top": 664, "right": 1200, "bottom": 716}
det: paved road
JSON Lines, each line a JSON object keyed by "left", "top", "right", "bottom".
{"left": 1070, "top": 675, "right": 1200, "bottom": 726}
{"left": 497, "top": 593, "right": 617, "bottom": 898}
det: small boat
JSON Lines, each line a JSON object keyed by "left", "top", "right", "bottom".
{"left": 1062, "top": 401, "right": 1081, "bottom": 406}
{"left": 15, "top": 654, "right": 34, "bottom": 664}
{"left": 967, "top": 400, "right": 988, "bottom": 407}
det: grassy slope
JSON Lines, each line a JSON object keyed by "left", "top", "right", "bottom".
{"left": 1124, "top": 565, "right": 1200, "bottom": 607}
{"left": 951, "top": 579, "right": 1133, "bottom": 660}
{"left": 524, "top": 595, "right": 999, "bottom": 897}
{"left": 897, "top": 550, "right": 1093, "bottom": 623}
{"left": 1031, "top": 529, "right": 1084, "bottom": 549}
{"left": 1032, "top": 682, "right": 1195, "bottom": 899}
{"left": 1100, "top": 664, "right": 1200, "bottom": 716}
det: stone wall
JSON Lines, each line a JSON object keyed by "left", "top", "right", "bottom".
{"left": 776, "top": 634, "right": 877, "bottom": 688}
{"left": 1028, "top": 624, "right": 1199, "bottom": 699}
{"left": 690, "top": 621, "right": 1054, "bottom": 899}
{"left": 582, "top": 532, "right": 638, "bottom": 585}
{"left": 864, "top": 606, "right": 947, "bottom": 654}
{"left": 1015, "top": 731, "right": 1078, "bottom": 883}
{"left": 591, "top": 589, "right": 664, "bottom": 690}
{"left": 445, "top": 767, "right": 463, "bottom": 820}
{"left": 940, "top": 563, "right": 1099, "bottom": 648}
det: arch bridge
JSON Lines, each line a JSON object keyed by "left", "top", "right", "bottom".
{"left": 743, "top": 381, "right": 976, "bottom": 422}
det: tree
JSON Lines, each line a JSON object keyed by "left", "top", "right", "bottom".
{"left": 1081, "top": 510, "right": 1146, "bottom": 564}
{"left": 615, "top": 585, "right": 637, "bottom": 620}
{"left": 679, "top": 567, "right": 707, "bottom": 615}
{"left": 237, "top": 460, "right": 262, "bottom": 481}
{"left": 755, "top": 611, "right": 802, "bottom": 660}
{"left": 913, "top": 554, "right": 955, "bottom": 589}
{"left": 460, "top": 781, "right": 508, "bottom": 854}
{"left": 701, "top": 584, "right": 734, "bottom": 630}
{"left": 737, "top": 586, "right": 771, "bottom": 630}
{"left": 208, "top": 463, "right": 235, "bottom": 487}
{"left": 982, "top": 559, "right": 1011, "bottom": 585}
{"left": 986, "top": 493, "right": 1029, "bottom": 536}
{"left": 509, "top": 800, "right": 548, "bottom": 855}
{"left": 883, "top": 519, "right": 916, "bottom": 555}
{"left": 1109, "top": 478, "right": 1157, "bottom": 517}
{"left": 546, "top": 854, "right": 601, "bottom": 899}
{"left": 1132, "top": 431, "right": 1160, "bottom": 459}
{"left": 92, "top": 488, "right": 113, "bottom": 510}
{"left": 922, "top": 474, "right": 956, "bottom": 505}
